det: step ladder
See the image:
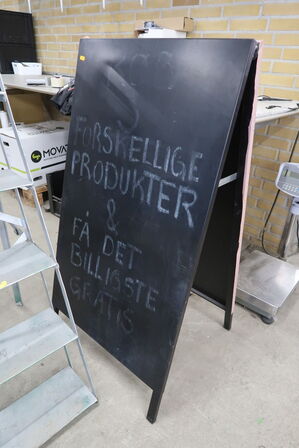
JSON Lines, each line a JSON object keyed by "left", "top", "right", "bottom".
{"left": 0, "top": 73, "right": 97, "bottom": 447}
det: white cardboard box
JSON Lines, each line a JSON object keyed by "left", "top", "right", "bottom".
{"left": 138, "top": 28, "right": 186, "bottom": 38}
{"left": 0, "top": 121, "right": 69, "bottom": 187}
{"left": 12, "top": 62, "right": 42, "bottom": 75}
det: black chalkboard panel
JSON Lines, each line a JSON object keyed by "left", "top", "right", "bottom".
{"left": 193, "top": 54, "right": 258, "bottom": 329}
{"left": 53, "top": 38, "right": 257, "bottom": 421}
{"left": 0, "top": 10, "right": 36, "bottom": 74}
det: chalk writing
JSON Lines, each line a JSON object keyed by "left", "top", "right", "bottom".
{"left": 129, "top": 51, "right": 175, "bottom": 91}
{"left": 69, "top": 273, "right": 157, "bottom": 313}
{"left": 70, "top": 235, "right": 142, "bottom": 274}
{"left": 105, "top": 53, "right": 140, "bottom": 134}
{"left": 70, "top": 198, "right": 160, "bottom": 334}
{"left": 106, "top": 198, "right": 118, "bottom": 235}
{"left": 72, "top": 210, "right": 90, "bottom": 248}
{"left": 70, "top": 276, "right": 134, "bottom": 334}
{"left": 72, "top": 118, "right": 203, "bottom": 228}
{"left": 73, "top": 119, "right": 203, "bottom": 184}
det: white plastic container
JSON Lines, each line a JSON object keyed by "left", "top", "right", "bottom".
{"left": 12, "top": 62, "right": 42, "bottom": 76}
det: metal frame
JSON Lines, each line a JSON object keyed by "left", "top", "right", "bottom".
{"left": 0, "top": 73, "right": 96, "bottom": 443}
{"left": 0, "top": 200, "right": 22, "bottom": 305}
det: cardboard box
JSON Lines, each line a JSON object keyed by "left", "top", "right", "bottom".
{"left": 7, "top": 91, "right": 50, "bottom": 125}
{"left": 12, "top": 62, "right": 42, "bottom": 76}
{"left": 135, "top": 17, "right": 194, "bottom": 37}
{"left": 0, "top": 121, "right": 69, "bottom": 187}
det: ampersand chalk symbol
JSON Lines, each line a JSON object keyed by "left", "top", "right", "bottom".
{"left": 106, "top": 198, "right": 118, "bottom": 235}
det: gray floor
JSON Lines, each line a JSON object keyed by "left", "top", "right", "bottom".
{"left": 1, "top": 190, "right": 299, "bottom": 448}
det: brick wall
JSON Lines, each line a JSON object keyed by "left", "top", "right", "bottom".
{"left": 2, "top": 0, "right": 299, "bottom": 254}
{"left": 248, "top": 116, "right": 299, "bottom": 253}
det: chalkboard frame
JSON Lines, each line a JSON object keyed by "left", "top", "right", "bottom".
{"left": 52, "top": 38, "right": 260, "bottom": 423}
{"left": 192, "top": 51, "right": 258, "bottom": 332}
{"left": 147, "top": 46, "right": 259, "bottom": 423}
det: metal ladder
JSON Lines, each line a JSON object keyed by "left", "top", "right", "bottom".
{"left": 0, "top": 73, "right": 97, "bottom": 447}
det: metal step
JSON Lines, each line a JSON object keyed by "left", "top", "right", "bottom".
{"left": 0, "top": 308, "right": 77, "bottom": 385}
{"left": 0, "top": 367, "right": 97, "bottom": 448}
{"left": 0, "top": 170, "right": 32, "bottom": 192}
{"left": 0, "top": 241, "right": 56, "bottom": 289}
{"left": 0, "top": 92, "right": 5, "bottom": 103}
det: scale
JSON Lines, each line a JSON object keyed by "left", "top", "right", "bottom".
{"left": 276, "top": 162, "right": 299, "bottom": 212}
{"left": 237, "top": 162, "right": 299, "bottom": 324}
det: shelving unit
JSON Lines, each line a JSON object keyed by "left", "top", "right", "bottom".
{"left": 0, "top": 73, "right": 97, "bottom": 447}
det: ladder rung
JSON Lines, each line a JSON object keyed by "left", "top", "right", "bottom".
{"left": 0, "top": 367, "right": 97, "bottom": 447}
{"left": 0, "top": 92, "right": 6, "bottom": 102}
{"left": 0, "top": 308, "right": 78, "bottom": 385}
{"left": 0, "top": 212, "right": 24, "bottom": 228}
{"left": 0, "top": 170, "right": 32, "bottom": 192}
{"left": 0, "top": 241, "right": 57, "bottom": 289}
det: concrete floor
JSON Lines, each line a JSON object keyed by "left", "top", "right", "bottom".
{"left": 1, "top": 190, "right": 299, "bottom": 448}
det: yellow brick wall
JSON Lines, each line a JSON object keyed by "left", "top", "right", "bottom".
{"left": 2, "top": 0, "right": 299, "bottom": 254}
{"left": 248, "top": 116, "right": 299, "bottom": 253}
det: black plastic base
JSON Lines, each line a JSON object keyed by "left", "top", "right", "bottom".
{"left": 261, "top": 315, "right": 275, "bottom": 325}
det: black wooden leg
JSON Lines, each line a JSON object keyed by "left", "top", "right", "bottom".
{"left": 224, "top": 310, "right": 233, "bottom": 330}
{"left": 147, "top": 388, "right": 163, "bottom": 423}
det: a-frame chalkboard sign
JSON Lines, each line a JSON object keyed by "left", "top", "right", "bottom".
{"left": 53, "top": 38, "right": 258, "bottom": 423}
